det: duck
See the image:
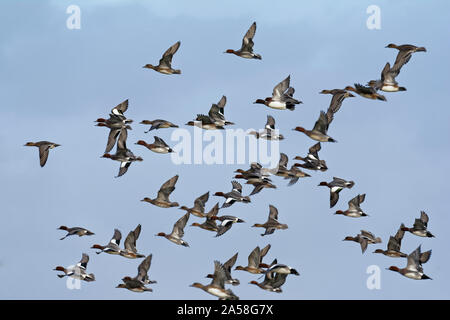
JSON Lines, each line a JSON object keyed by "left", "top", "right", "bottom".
{"left": 208, "top": 96, "right": 234, "bottom": 127}
{"left": 190, "top": 203, "right": 219, "bottom": 232}
{"left": 252, "top": 205, "right": 288, "bottom": 236}
{"left": 373, "top": 224, "right": 408, "bottom": 258}
{"left": 143, "top": 41, "right": 181, "bottom": 74}
{"left": 96, "top": 99, "right": 132, "bottom": 124}
{"left": 141, "top": 175, "right": 179, "bottom": 208}
{"left": 387, "top": 245, "right": 432, "bottom": 280}
{"left": 294, "top": 157, "right": 327, "bottom": 172}
{"left": 57, "top": 226, "right": 94, "bottom": 240}
{"left": 401, "top": 211, "right": 434, "bottom": 237}
{"left": 343, "top": 230, "right": 382, "bottom": 253}
{"left": 367, "top": 62, "right": 407, "bottom": 92}
{"left": 190, "top": 261, "right": 239, "bottom": 300}
{"left": 211, "top": 215, "right": 245, "bottom": 237}
{"left": 293, "top": 109, "right": 337, "bottom": 142}
{"left": 214, "top": 181, "right": 251, "bottom": 208}
{"left": 140, "top": 119, "right": 178, "bottom": 132}
{"left": 234, "top": 162, "right": 274, "bottom": 184}
{"left": 119, "top": 224, "right": 145, "bottom": 259}
{"left": 185, "top": 114, "right": 225, "bottom": 130}
{"left": 225, "top": 22, "right": 261, "bottom": 60}
{"left": 54, "top": 253, "right": 95, "bottom": 282}
{"left": 385, "top": 43, "right": 426, "bottom": 76}
{"left": 273, "top": 153, "right": 290, "bottom": 178}
{"left": 235, "top": 245, "right": 272, "bottom": 274}
{"left": 335, "top": 194, "right": 368, "bottom": 218}
{"left": 318, "top": 177, "right": 355, "bottom": 208}
{"left": 135, "top": 136, "right": 174, "bottom": 154}
{"left": 286, "top": 165, "right": 311, "bottom": 186}
{"left": 249, "top": 272, "right": 288, "bottom": 293}
{"left": 206, "top": 253, "right": 240, "bottom": 286}
{"left": 345, "top": 84, "right": 387, "bottom": 101}
{"left": 247, "top": 178, "right": 277, "bottom": 196}
{"left": 293, "top": 142, "right": 328, "bottom": 172}
{"left": 91, "top": 229, "right": 122, "bottom": 255}
{"left": 253, "top": 75, "right": 302, "bottom": 111}
{"left": 248, "top": 115, "right": 284, "bottom": 140}
{"left": 101, "top": 123, "right": 133, "bottom": 154}
{"left": 156, "top": 212, "right": 190, "bottom": 247}
{"left": 264, "top": 262, "right": 300, "bottom": 277}
{"left": 320, "top": 89, "right": 355, "bottom": 114}
{"left": 180, "top": 191, "right": 210, "bottom": 217}
{"left": 24, "top": 141, "right": 60, "bottom": 167}
{"left": 101, "top": 128, "right": 143, "bottom": 177}
{"left": 116, "top": 254, "right": 156, "bottom": 292}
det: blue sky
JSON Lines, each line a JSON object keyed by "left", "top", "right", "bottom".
{"left": 1, "top": 0, "right": 449, "bottom": 299}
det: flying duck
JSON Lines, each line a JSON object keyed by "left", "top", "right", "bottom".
{"left": 252, "top": 205, "right": 288, "bottom": 236}
{"left": 318, "top": 177, "right": 355, "bottom": 208}
{"left": 58, "top": 226, "right": 94, "bottom": 240}
{"left": 254, "top": 75, "right": 302, "bottom": 110}
{"left": 135, "top": 136, "right": 174, "bottom": 154}
{"left": 54, "top": 253, "right": 95, "bottom": 282}
{"left": 156, "top": 212, "right": 190, "bottom": 247}
{"left": 225, "top": 22, "right": 261, "bottom": 60}
{"left": 24, "top": 141, "right": 60, "bottom": 167}
{"left": 141, "top": 175, "right": 179, "bottom": 208}
{"left": 143, "top": 41, "right": 181, "bottom": 74}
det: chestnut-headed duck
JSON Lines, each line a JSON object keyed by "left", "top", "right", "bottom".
{"left": 135, "top": 136, "right": 174, "bottom": 154}
{"left": 343, "top": 230, "right": 381, "bottom": 253}
{"left": 293, "top": 110, "right": 337, "bottom": 142}
{"left": 249, "top": 115, "right": 284, "bottom": 140}
{"left": 190, "top": 261, "right": 239, "bottom": 300}
{"left": 254, "top": 75, "right": 302, "bottom": 110}
{"left": 140, "top": 119, "right": 178, "bottom": 133}
{"left": 24, "top": 141, "right": 60, "bottom": 167}
{"left": 401, "top": 211, "right": 434, "bottom": 238}
{"left": 386, "top": 43, "right": 426, "bottom": 76}
{"left": 211, "top": 215, "right": 245, "bottom": 237}
{"left": 91, "top": 229, "right": 122, "bottom": 255}
{"left": 345, "top": 84, "right": 387, "bottom": 101}
{"left": 58, "top": 226, "right": 94, "bottom": 240}
{"left": 54, "top": 253, "right": 95, "bottom": 282}
{"left": 318, "top": 177, "right": 355, "bottom": 208}
{"left": 208, "top": 96, "right": 234, "bottom": 127}
{"left": 120, "top": 224, "right": 145, "bottom": 259}
{"left": 191, "top": 203, "right": 219, "bottom": 232}
{"left": 373, "top": 224, "right": 408, "bottom": 258}
{"left": 335, "top": 194, "right": 368, "bottom": 218}
{"left": 141, "top": 175, "right": 179, "bottom": 208}
{"left": 294, "top": 142, "right": 328, "bottom": 172}
{"left": 143, "top": 41, "right": 181, "bottom": 74}
{"left": 156, "top": 212, "right": 190, "bottom": 247}
{"left": 102, "top": 128, "right": 143, "bottom": 178}
{"left": 388, "top": 245, "right": 432, "bottom": 280}
{"left": 186, "top": 114, "right": 225, "bottom": 130}
{"left": 252, "top": 205, "right": 288, "bottom": 236}
{"left": 180, "top": 191, "right": 210, "bottom": 217}
{"left": 214, "top": 181, "right": 251, "bottom": 208}
{"left": 116, "top": 254, "right": 156, "bottom": 292}
{"left": 235, "top": 245, "right": 272, "bottom": 274}
{"left": 225, "top": 22, "right": 261, "bottom": 60}
{"left": 206, "top": 253, "right": 240, "bottom": 286}
{"left": 367, "top": 62, "right": 407, "bottom": 92}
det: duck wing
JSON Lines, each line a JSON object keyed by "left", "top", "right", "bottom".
{"left": 241, "top": 22, "right": 256, "bottom": 52}
{"left": 159, "top": 41, "right": 180, "bottom": 68}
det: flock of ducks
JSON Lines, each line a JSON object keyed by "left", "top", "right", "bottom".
{"left": 24, "top": 22, "right": 432, "bottom": 298}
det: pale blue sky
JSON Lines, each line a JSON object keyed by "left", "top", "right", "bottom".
{"left": 1, "top": 0, "right": 449, "bottom": 299}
